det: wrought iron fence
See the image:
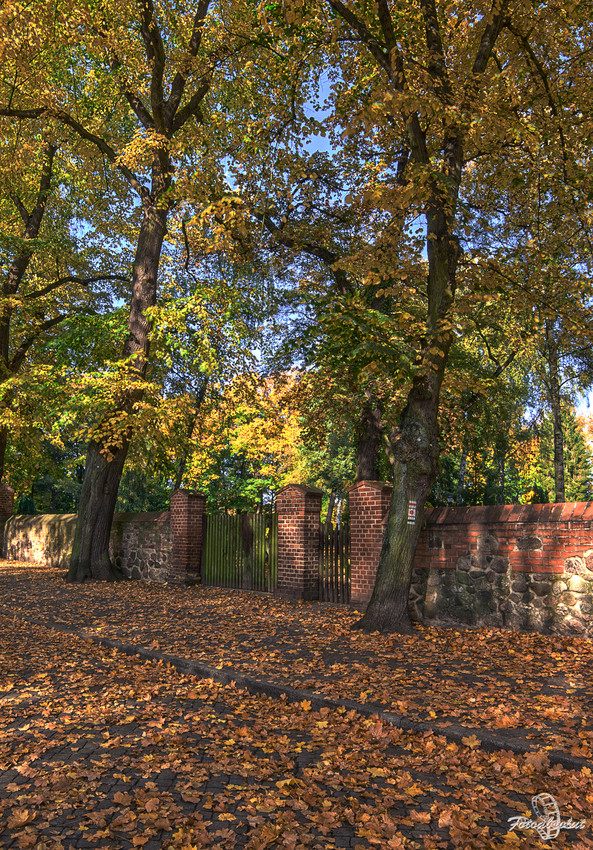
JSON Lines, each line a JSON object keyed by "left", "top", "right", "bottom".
{"left": 319, "top": 521, "right": 350, "bottom": 603}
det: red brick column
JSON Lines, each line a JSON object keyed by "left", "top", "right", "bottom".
{"left": 276, "top": 484, "right": 322, "bottom": 600}
{"left": 170, "top": 489, "right": 206, "bottom": 581}
{"left": 0, "top": 483, "right": 14, "bottom": 516}
{"left": 349, "top": 480, "right": 393, "bottom": 606}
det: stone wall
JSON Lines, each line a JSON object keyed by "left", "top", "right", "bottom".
{"left": 410, "top": 503, "right": 593, "bottom": 636}
{"left": 110, "top": 511, "right": 171, "bottom": 582}
{"left": 1, "top": 511, "right": 172, "bottom": 582}
{"left": 1, "top": 514, "right": 78, "bottom": 568}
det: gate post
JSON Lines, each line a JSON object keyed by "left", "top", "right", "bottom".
{"left": 348, "top": 480, "right": 393, "bottom": 607}
{"left": 0, "top": 483, "right": 14, "bottom": 516}
{"left": 170, "top": 489, "right": 207, "bottom": 582}
{"left": 276, "top": 484, "right": 322, "bottom": 600}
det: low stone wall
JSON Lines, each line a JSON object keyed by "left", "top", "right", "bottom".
{"left": 110, "top": 512, "right": 171, "bottom": 582}
{"left": 411, "top": 503, "right": 593, "bottom": 636}
{"left": 1, "top": 514, "right": 77, "bottom": 569}
{"left": 1, "top": 511, "right": 171, "bottom": 583}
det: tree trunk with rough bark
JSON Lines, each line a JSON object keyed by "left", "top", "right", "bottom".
{"left": 354, "top": 369, "right": 446, "bottom": 634}
{"left": 324, "top": 491, "right": 337, "bottom": 533}
{"left": 354, "top": 191, "right": 458, "bottom": 633}
{"left": 326, "top": 0, "right": 507, "bottom": 634}
{"left": 356, "top": 397, "right": 383, "bottom": 482}
{"left": 67, "top": 205, "right": 167, "bottom": 582}
{"left": 66, "top": 440, "right": 129, "bottom": 581}
{"left": 456, "top": 448, "right": 467, "bottom": 504}
{"left": 0, "top": 425, "right": 7, "bottom": 483}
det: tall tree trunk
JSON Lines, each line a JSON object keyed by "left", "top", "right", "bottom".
{"left": 66, "top": 440, "right": 128, "bottom": 581}
{"left": 356, "top": 396, "right": 383, "bottom": 481}
{"left": 355, "top": 373, "right": 444, "bottom": 634}
{"left": 456, "top": 447, "right": 467, "bottom": 504}
{"left": 498, "top": 450, "right": 506, "bottom": 504}
{"left": 67, "top": 204, "right": 167, "bottom": 582}
{"left": 324, "top": 491, "right": 337, "bottom": 533}
{"left": 355, "top": 209, "right": 458, "bottom": 634}
{"left": 0, "top": 144, "right": 56, "bottom": 485}
{"left": 545, "top": 321, "right": 565, "bottom": 502}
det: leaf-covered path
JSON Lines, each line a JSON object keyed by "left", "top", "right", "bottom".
{"left": 1, "top": 563, "right": 592, "bottom": 759}
{"left": 0, "top": 562, "right": 591, "bottom": 847}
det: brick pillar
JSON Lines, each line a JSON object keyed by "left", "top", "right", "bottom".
{"left": 0, "top": 483, "right": 14, "bottom": 516}
{"left": 276, "top": 484, "right": 323, "bottom": 600}
{"left": 170, "top": 489, "right": 206, "bottom": 582}
{"left": 348, "top": 480, "right": 393, "bottom": 606}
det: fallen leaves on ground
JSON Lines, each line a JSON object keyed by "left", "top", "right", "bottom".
{"left": 0, "top": 612, "right": 592, "bottom": 848}
{"left": 0, "top": 563, "right": 591, "bottom": 760}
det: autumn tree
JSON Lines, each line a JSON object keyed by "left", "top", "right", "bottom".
{"left": 258, "top": 0, "right": 593, "bottom": 632}
{"left": 460, "top": 89, "right": 593, "bottom": 504}
{"left": 1, "top": 0, "right": 296, "bottom": 580}
{"left": 0, "top": 116, "right": 129, "bottom": 494}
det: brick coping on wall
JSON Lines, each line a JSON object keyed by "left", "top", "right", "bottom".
{"left": 424, "top": 502, "right": 593, "bottom": 524}
{"left": 113, "top": 510, "right": 170, "bottom": 524}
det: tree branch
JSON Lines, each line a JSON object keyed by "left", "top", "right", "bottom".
{"left": 9, "top": 192, "right": 29, "bottom": 225}
{"left": 139, "top": 0, "right": 167, "bottom": 131}
{"left": 0, "top": 108, "right": 150, "bottom": 200}
{"left": 24, "top": 274, "right": 130, "bottom": 301}
{"left": 4, "top": 143, "right": 57, "bottom": 297}
{"left": 472, "top": 0, "right": 510, "bottom": 76}
{"left": 506, "top": 22, "right": 568, "bottom": 181}
{"left": 9, "top": 314, "right": 65, "bottom": 372}
{"left": 325, "top": 1, "right": 427, "bottom": 162}
{"left": 418, "top": 0, "right": 452, "bottom": 102}
{"left": 171, "top": 81, "right": 210, "bottom": 133}
{"left": 25, "top": 142, "right": 57, "bottom": 240}
{"left": 107, "top": 53, "right": 155, "bottom": 130}
{"left": 166, "top": 0, "right": 212, "bottom": 127}
{"left": 377, "top": 0, "right": 396, "bottom": 53}
{"left": 327, "top": 0, "right": 390, "bottom": 75}
{"left": 253, "top": 210, "right": 349, "bottom": 294}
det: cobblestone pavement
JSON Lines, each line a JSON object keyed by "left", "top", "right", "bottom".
{"left": 0, "top": 563, "right": 592, "bottom": 762}
{"left": 0, "top": 563, "right": 591, "bottom": 848}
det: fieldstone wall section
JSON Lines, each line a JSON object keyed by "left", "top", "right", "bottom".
{"left": 349, "top": 480, "right": 393, "bottom": 605}
{"left": 409, "top": 502, "right": 593, "bottom": 636}
{"left": 276, "top": 485, "right": 322, "bottom": 600}
{"left": 110, "top": 511, "right": 171, "bottom": 582}
{"left": 2, "top": 514, "right": 77, "bottom": 568}
{"left": 1, "top": 511, "right": 172, "bottom": 582}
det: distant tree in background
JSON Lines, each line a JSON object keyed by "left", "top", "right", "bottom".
{"left": 532, "top": 410, "right": 593, "bottom": 503}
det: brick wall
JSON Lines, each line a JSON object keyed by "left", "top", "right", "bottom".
{"left": 348, "top": 484, "right": 593, "bottom": 636}
{"left": 0, "top": 483, "right": 14, "bottom": 516}
{"left": 276, "top": 484, "right": 322, "bottom": 600}
{"left": 415, "top": 502, "right": 593, "bottom": 574}
{"left": 410, "top": 502, "right": 593, "bottom": 635}
{"left": 169, "top": 489, "right": 206, "bottom": 581}
{"left": 349, "top": 480, "right": 392, "bottom": 605}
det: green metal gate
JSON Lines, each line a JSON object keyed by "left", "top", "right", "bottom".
{"left": 201, "top": 510, "right": 278, "bottom": 592}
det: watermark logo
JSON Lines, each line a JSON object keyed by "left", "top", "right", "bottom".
{"left": 507, "top": 793, "right": 586, "bottom": 841}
